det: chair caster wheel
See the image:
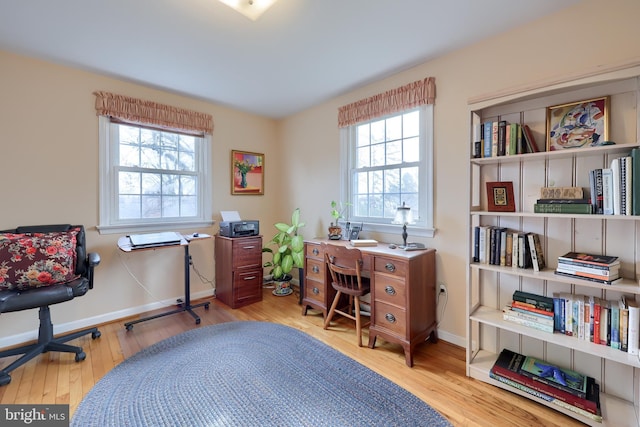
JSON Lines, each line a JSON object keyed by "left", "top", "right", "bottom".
{"left": 125, "top": 324, "right": 133, "bottom": 331}
{"left": 75, "top": 352, "right": 86, "bottom": 362}
{"left": 195, "top": 318, "right": 201, "bottom": 325}
{"left": 92, "top": 331, "right": 101, "bottom": 339}
{"left": 0, "top": 373, "right": 11, "bottom": 386}
{"left": 205, "top": 303, "right": 210, "bottom": 310}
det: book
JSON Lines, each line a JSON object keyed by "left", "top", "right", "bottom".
{"left": 533, "top": 203, "right": 593, "bottom": 214}
{"left": 517, "top": 233, "right": 531, "bottom": 268}
{"left": 632, "top": 147, "right": 640, "bottom": 215}
{"left": 599, "top": 300, "right": 610, "bottom": 346}
{"left": 612, "top": 156, "right": 621, "bottom": 215}
{"left": 553, "top": 293, "right": 564, "bottom": 332}
{"left": 505, "top": 232, "right": 513, "bottom": 267}
{"left": 511, "top": 231, "right": 519, "bottom": 268}
{"left": 498, "top": 120, "right": 507, "bottom": 156}
{"left": 619, "top": 300, "right": 629, "bottom": 352}
{"left": 554, "top": 270, "right": 622, "bottom": 285}
{"left": 473, "top": 123, "right": 482, "bottom": 158}
{"left": 527, "top": 233, "right": 545, "bottom": 272}
{"left": 502, "top": 311, "right": 554, "bottom": 333}
{"left": 611, "top": 303, "right": 621, "bottom": 349}
{"left": 490, "top": 349, "right": 601, "bottom": 416}
{"left": 503, "top": 306, "right": 554, "bottom": 326}
{"left": 473, "top": 226, "right": 480, "bottom": 262}
{"left": 560, "top": 292, "right": 573, "bottom": 336}
{"left": 511, "top": 300, "right": 554, "bottom": 317}
{"left": 491, "top": 121, "right": 499, "bottom": 157}
{"left": 558, "top": 251, "right": 619, "bottom": 266}
{"left": 483, "top": 121, "right": 493, "bottom": 158}
{"left": 557, "top": 258, "right": 620, "bottom": 273}
{"left": 602, "top": 167, "right": 614, "bottom": 215}
{"left": 535, "top": 198, "right": 591, "bottom": 204}
{"left": 513, "top": 290, "right": 554, "bottom": 311}
{"left": 588, "top": 168, "right": 603, "bottom": 214}
{"left": 593, "top": 297, "right": 602, "bottom": 344}
{"left": 540, "top": 186, "right": 584, "bottom": 199}
{"left": 488, "top": 371, "right": 602, "bottom": 422}
{"left": 622, "top": 156, "right": 632, "bottom": 215}
{"left": 625, "top": 298, "right": 640, "bottom": 355}
{"left": 555, "top": 267, "right": 619, "bottom": 282}
{"left": 521, "top": 124, "right": 540, "bottom": 153}
{"left": 499, "top": 228, "right": 507, "bottom": 266}
{"left": 349, "top": 239, "right": 378, "bottom": 247}
{"left": 519, "top": 355, "right": 588, "bottom": 399}
{"left": 508, "top": 123, "right": 517, "bottom": 155}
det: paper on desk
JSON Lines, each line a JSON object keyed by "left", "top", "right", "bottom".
{"left": 221, "top": 211, "right": 242, "bottom": 222}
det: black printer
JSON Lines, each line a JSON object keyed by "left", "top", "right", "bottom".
{"left": 219, "top": 220, "right": 259, "bottom": 238}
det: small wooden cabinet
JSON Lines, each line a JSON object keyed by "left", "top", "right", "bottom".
{"left": 302, "top": 238, "right": 437, "bottom": 366}
{"left": 215, "top": 235, "right": 263, "bottom": 308}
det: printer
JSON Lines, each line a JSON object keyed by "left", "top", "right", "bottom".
{"left": 219, "top": 220, "right": 259, "bottom": 238}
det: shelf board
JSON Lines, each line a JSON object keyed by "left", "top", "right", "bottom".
{"left": 470, "top": 306, "right": 640, "bottom": 369}
{"left": 470, "top": 143, "right": 640, "bottom": 166}
{"left": 470, "top": 263, "right": 640, "bottom": 294}
{"left": 470, "top": 210, "right": 640, "bottom": 220}
{"left": 469, "top": 349, "right": 637, "bottom": 427}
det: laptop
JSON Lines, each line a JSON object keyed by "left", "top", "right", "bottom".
{"left": 129, "top": 232, "right": 183, "bottom": 249}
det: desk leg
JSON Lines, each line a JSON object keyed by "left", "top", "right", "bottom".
{"left": 124, "top": 245, "right": 211, "bottom": 331}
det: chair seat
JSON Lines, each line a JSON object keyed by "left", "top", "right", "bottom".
{"left": 330, "top": 277, "right": 370, "bottom": 297}
{"left": 0, "top": 278, "right": 89, "bottom": 314}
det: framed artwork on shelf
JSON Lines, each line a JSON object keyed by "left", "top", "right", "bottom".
{"left": 546, "top": 96, "right": 609, "bottom": 151}
{"left": 231, "top": 150, "right": 264, "bottom": 195}
{"left": 486, "top": 181, "right": 516, "bottom": 212}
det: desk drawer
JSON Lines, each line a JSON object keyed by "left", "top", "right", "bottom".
{"left": 304, "top": 278, "right": 325, "bottom": 304}
{"left": 373, "top": 257, "right": 407, "bottom": 278}
{"left": 305, "top": 258, "right": 325, "bottom": 282}
{"left": 373, "top": 301, "right": 407, "bottom": 337}
{"left": 232, "top": 237, "right": 262, "bottom": 268}
{"left": 306, "top": 243, "right": 324, "bottom": 260}
{"left": 233, "top": 269, "right": 262, "bottom": 303}
{"left": 374, "top": 274, "right": 406, "bottom": 306}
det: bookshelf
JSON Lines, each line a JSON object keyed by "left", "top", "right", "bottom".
{"left": 466, "top": 64, "right": 640, "bottom": 427}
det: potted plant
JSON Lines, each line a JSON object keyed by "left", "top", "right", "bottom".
{"left": 328, "top": 200, "right": 350, "bottom": 239}
{"left": 262, "top": 208, "right": 305, "bottom": 295}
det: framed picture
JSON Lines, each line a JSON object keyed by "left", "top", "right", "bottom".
{"left": 546, "top": 96, "right": 609, "bottom": 151}
{"left": 231, "top": 150, "right": 264, "bottom": 195}
{"left": 486, "top": 181, "right": 516, "bottom": 212}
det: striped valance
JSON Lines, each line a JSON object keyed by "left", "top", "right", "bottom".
{"left": 338, "top": 77, "right": 435, "bottom": 128}
{"left": 93, "top": 91, "right": 214, "bottom": 135}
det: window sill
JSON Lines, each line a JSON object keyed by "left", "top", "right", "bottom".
{"left": 341, "top": 221, "right": 435, "bottom": 239}
{"left": 97, "top": 220, "right": 215, "bottom": 235}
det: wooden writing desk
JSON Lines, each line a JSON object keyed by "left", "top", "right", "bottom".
{"left": 302, "top": 238, "right": 437, "bottom": 367}
{"left": 117, "top": 233, "right": 211, "bottom": 330}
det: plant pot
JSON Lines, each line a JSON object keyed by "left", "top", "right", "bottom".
{"left": 328, "top": 226, "right": 342, "bottom": 240}
{"left": 273, "top": 275, "right": 293, "bottom": 296}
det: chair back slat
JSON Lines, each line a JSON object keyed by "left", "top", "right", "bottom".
{"left": 323, "top": 244, "right": 368, "bottom": 296}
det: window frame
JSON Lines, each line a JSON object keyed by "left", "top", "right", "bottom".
{"left": 339, "top": 104, "right": 434, "bottom": 238}
{"left": 97, "top": 116, "right": 213, "bottom": 235}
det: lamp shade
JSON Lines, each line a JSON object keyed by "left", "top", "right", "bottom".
{"left": 392, "top": 202, "right": 414, "bottom": 225}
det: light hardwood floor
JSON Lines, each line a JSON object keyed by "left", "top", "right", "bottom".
{"left": 0, "top": 287, "right": 583, "bottom": 426}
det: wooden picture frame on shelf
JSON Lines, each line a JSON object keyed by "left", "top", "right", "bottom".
{"left": 486, "top": 181, "right": 516, "bottom": 212}
{"left": 546, "top": 96, "right": 609, "bottom": 151}
{"left": 231, "top": 150, "right": 264, "bottom": 195}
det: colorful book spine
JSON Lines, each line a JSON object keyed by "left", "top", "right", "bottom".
{"left": 483, "top": 121, "right": 492, "bottom": 158}
{"left": 534, "top": 203, "right": 593, "bottom": 214}
{"left": 555, "top": 266, "right": 619, "bottom": 281}
{"left": 554, "top": 270, "right": 622, "bottom": 285}
{"left": 511, "top": 300, "right": 554, "bottom": 316}
{"left": 513, "top": 290, "right": 554, "bottom": 311}
{"left": 557, "top": 259, "right": 619, "bottom": 274}
{"left": 503, "top": 306, "right": 554, "bottom": 325}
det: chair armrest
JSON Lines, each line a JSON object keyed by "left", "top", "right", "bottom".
{"left": 88, "top": 252, "right": 101, "bottom": 267}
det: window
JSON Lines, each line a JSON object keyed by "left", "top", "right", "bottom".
{"left": 98, "top": 117, "right": 212, "bottom": 234}
{"left": 341, "top": 104, "right": 434, "bottom": 237}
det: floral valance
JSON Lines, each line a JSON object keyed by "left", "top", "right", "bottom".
{"left": 93, "top": 91, "right": 214, "bottom": 135}
{"left": 338, "top": 77, "right": 435, "bottom": 128}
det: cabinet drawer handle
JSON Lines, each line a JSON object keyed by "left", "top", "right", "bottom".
{"left": 384, "top": 286, "right": 396, "bottom": 295}
{"left": 243, "top": 245, "right": 255, "bottom": 249}
{"left": 385, "top": 263, "right": 396, "bottom": 272}
{"left": 312, "top": 248, "right": 319, "bottom": 256}
{"left": 312, "top": 287, "right": 320, "bottom": 295}
{"left": 312, "top": 265, "right": 320, "bottom": 273}
{"left": 385, "top": 313, "right": 396, "bottom": 323}
{"left": 243, "top": 276, "right": 256, "bottom": 280}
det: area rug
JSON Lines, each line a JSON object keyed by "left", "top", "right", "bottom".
{"left": 72, "top": 321, "right": 451, "bottom": 426}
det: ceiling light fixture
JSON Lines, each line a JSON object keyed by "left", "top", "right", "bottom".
{"left": 218, "top": 0, "right": 277, "bottom": 21}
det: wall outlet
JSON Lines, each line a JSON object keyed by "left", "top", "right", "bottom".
{"left": 439, "top": 283, "right": 447, "bottom": 294}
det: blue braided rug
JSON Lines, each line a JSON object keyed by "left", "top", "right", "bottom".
{"left": 72, "top": 321, "right": 451, "bottom": 426}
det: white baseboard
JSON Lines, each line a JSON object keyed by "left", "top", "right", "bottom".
{"left": 0, "top": 289, "right": 215, "bottom": 349}
{"left": 436, "top": 329, "right": 465, "bottom": 348}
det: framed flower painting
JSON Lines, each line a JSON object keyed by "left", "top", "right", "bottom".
{"left": 231, "top": 150, "right": 264, "bottom": 195}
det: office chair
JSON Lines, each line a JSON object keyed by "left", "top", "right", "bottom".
{"left": 322, "top": 243, "right": 371, "bottom": 346}
{"left": 0, "top": 224, "right": 101, "bottom": 386}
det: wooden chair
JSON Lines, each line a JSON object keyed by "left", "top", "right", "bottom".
{"left": 322, "top": 243, "right": 371, "bottom": 346}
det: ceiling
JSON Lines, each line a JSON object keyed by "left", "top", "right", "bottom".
{"left": 0, "top": 0, "right": 581, "bottom": 119}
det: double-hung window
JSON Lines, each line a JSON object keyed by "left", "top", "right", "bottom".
{"left": 338, "top": 78, "right": 435, "bottom": 237}
{"left": 95, "top": 92, "right": 213, "bottom": 234}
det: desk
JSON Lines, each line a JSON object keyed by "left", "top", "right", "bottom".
{"left": 302, "top": 238, "right": 437, "bottom": 367}
{"left": 117, "top": 233, "right": 211, "bottom": 330}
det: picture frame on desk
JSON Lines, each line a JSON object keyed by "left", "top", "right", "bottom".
{"left": 546, "top": 96, "right": 609, "bottom": 151}
{"left": 486, "top": 181, "right": 516, "bottom": 212}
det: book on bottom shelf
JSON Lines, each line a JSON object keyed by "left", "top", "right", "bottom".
{"left": 490, "top": 349, "right": 601, "bottom": 420}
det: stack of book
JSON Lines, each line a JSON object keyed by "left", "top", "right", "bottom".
{"left": 502, "top": 290, "right": 554, "bottom": 333}
{"left": 555, "top": 251, "right": 621, "bottom": 285}
{"left": 472, "top": 228, "right": 545, "bottom": 271}
{"left": 490, "top": 349, "right": 602, "bottom": 422}
{"left": 534, "top": 186, "right": 593, "bottom": 214}
{"left": 472, "top": 121, "right": 539, "bottom": 158}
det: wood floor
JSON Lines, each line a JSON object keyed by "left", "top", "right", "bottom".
{"left": 0, "top": 287, "right": 584, "bottom": 426}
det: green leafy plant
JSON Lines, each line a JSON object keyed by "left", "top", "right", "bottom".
{"left": 262, "top": 208, "right": 305, "bottom": 281}
{"left": 330, "top": 200, "right": 351, "bottom": 225}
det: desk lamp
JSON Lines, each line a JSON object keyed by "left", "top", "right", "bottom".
{"left": 392, "top": 202, "right": 414, "bottom": 248}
